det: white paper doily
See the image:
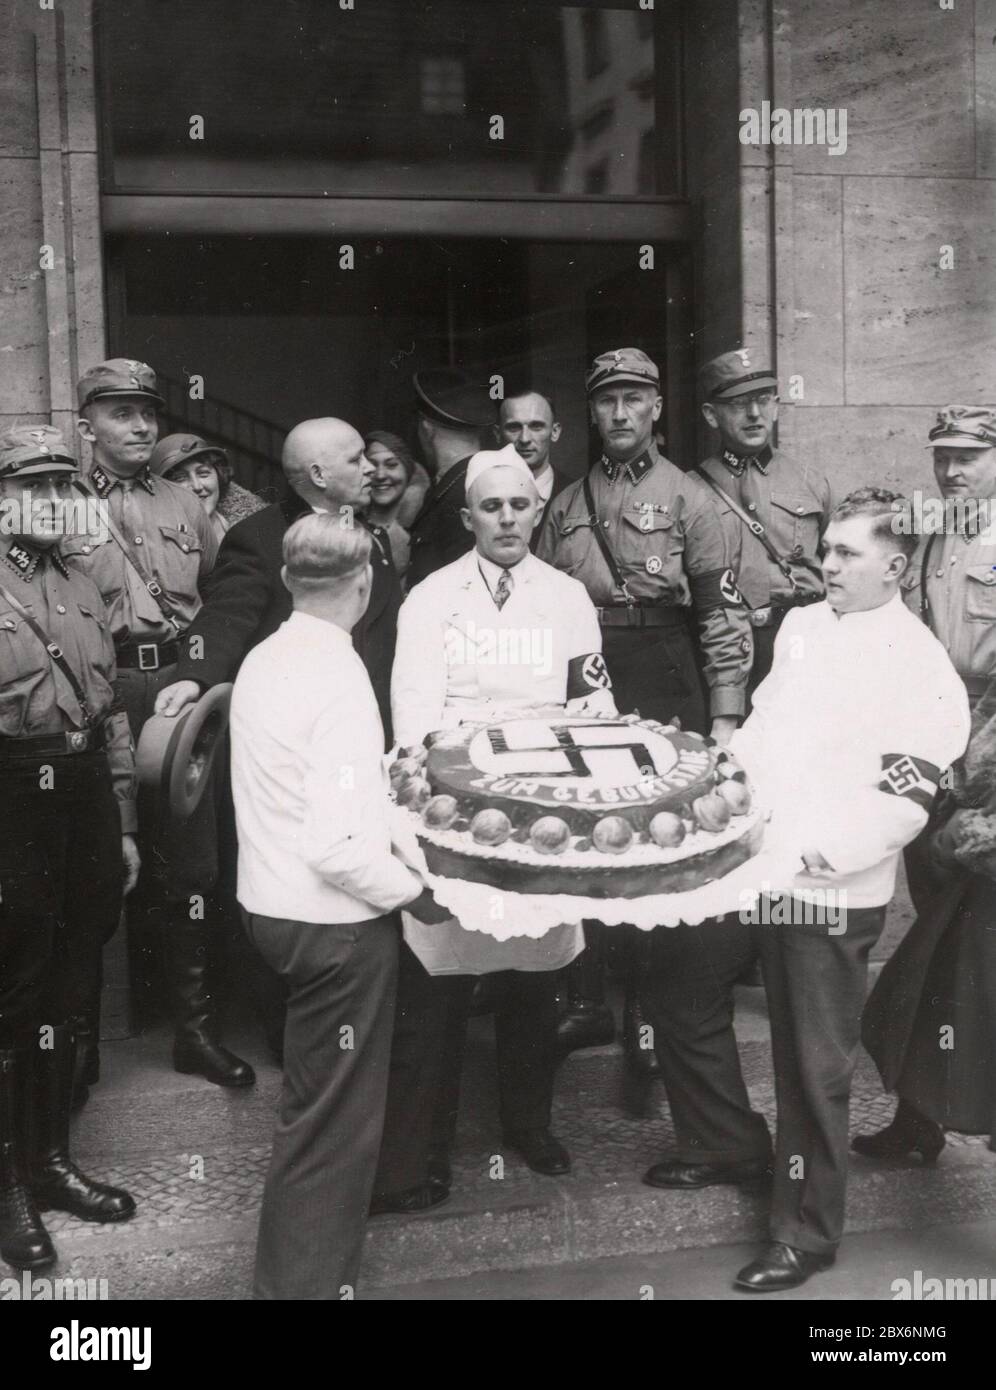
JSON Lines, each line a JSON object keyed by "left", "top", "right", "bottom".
{"left": 391, "top": 804, "right": 796, "bottom": 941}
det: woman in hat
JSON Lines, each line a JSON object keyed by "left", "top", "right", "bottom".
{"left": 363, "top": 430, "right": 429, "bottom": 578}
{"left": 149, "top": 434, "right": 265, "bottom": 542}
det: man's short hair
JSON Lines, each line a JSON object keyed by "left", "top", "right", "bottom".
{"left": 282, "top": 513, "right": 372, "bottom": 590}
{"left": 831, "top": 486, "right": 918, "bottom": 562}
{"left": 501, "top": 382, "right": 558, "bottom": 419}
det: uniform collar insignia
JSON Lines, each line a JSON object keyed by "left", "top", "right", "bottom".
{"left": 721, "top": 444, "right": 773, "bottom": 476}
{"left": 2, "top": 539, "right": 41, "bottom": 581}
{"left": 601, "top": 449, "right": 655, "bottom": 485}
{"left": 89, "top": 464, "right": 155, "bottom": 495}
{"left": 49, "top": 547, "right": 69, "bottom": 577}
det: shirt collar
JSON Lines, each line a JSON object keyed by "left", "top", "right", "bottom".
{"left": 285, "top": 609, "right": 353, "bottom": 647}
{"left": 532, "top": 463, "right": 554, "bottom": 502}
{"left": 721, "top": 444, "right": 774, "bottom": 477}
{"left": 0, "top": 539, "right": 68, "bottom": 582}
{"left": 88, "top": 463, "right": 155, "bottom": 497}
{"left": 601, "top": 444, "right": 657, "bottom": 485}
{"left": 828, "top": 590, "right": 906, "bottom": 626}
{"left": 476, "top": 550, "right": 530, "bottom": 592}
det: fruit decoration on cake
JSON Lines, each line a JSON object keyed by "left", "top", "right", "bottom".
{"left": 389, "top": 714, "right": 764, "bottom": 900}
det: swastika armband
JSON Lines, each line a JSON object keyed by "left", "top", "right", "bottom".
{"left": 567, "top": 652, "right": 613, "bottom": 699}
{"left": 878, "top": 753, "right": 942, "bottom": 811}
{"left": 689, "top": 567, "right": 744, "bottom": 611}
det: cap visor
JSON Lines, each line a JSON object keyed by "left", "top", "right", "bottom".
{"left": 10, "top": 459, "right": 78, "bottom": 476}
{"left": 926, "top": 435, "right": 995, "bottom": 449}
{"left": 81, "top": 388, "right": 165, "bottom": 408}
{"left": 709, "top": 375, "right": 778, "bottom": 399}
{"left": 588, "top": 373, "right": 660, "bottom": 394}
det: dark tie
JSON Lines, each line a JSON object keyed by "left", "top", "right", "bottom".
{"left": 494, "top": 568, "right": 512, "bottom": 611}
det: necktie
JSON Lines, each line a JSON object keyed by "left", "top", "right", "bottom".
{"left": 494, "top": 568, "right": 512, "bottom": 611}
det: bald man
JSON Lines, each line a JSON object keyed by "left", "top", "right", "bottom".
{"left": 157, "top": 418, "right": 401, "bottom": 740}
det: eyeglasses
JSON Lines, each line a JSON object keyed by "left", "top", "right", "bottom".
{"left": 721, "top": 391, "right": 778, "bottom": 414}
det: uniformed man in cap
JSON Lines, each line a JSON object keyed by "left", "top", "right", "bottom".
{"left": 66, "top": 359, "right": 253, "bottom": 1093}
{"left": 0, "top": 425, "right": 137, "bottom": 1272}
{"left": 406, "top": 368, "right": 497, "bottom": 588}
{"left": 537, "top": 351, "right": 771, "bottom": 1178}
{"left": 697, "top": 349, "right": 833, "bottom": 692}
{"left": 855, "top": 405, "right": 996, "bottom": 1162}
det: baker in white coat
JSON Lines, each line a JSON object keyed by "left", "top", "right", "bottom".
{"left": 372, "top": 445, "right": 615, "bottom": 1211}
{"left": 729, "top": 487, "right": 970, "bottom": 1294}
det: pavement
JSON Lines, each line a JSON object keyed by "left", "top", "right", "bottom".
{"left": 43, "top": 933, "right": 996, "bottom": 1301}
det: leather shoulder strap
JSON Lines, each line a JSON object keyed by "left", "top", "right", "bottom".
{"left": 0, "top": 576, "right": 94, "bottom": 725}
{"left": 73, "top": 480, "right": 183, "bottom": 631}
{"left": 582, "top": 473, "right": 634, "bottom": 604}
{"left": 693, "top": 466, "right": 799, "bottom": 591}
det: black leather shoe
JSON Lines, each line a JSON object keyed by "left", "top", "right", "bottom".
{"left": 504, "top": 1128, "right": 571, "bottom": 1176}
{"left": 0, "top": 1050, "right": 56, "bottom": 1271}
{"left": 852, "top": 1100, "right": 945, "bottom": 1165}
{"left": 173, "top": 1037, "right": 256, "bottom": 1088}
{"left": 369, "top": 1183, "right": 451, "bottom": 1217}
{"left": 642, "top": 1157, "right": 772, "bottom": 1190}
{"left": 734, "top": 1242, "right": 835, "bottom": 1292}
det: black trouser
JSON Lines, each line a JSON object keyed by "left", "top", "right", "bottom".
{"left": 600, "top": 622, "right": 705, "bottom": 733}
{"left": 639, "top": 918, "right": 772, "bottom": 1164}
{"left": 374, "top": 944, "right": 560, "bottom": 1194}
{"left": 244, "top": 911, "right": 399, "bottom": 1300}
{"left": 0, "top": 753, "right": 122, "bottom": 1046}
{"left": 755, "top": 901, "right": 886, "bottom": 1255}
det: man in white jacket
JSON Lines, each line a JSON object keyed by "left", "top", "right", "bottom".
{"left": 372, "top": 444, "right": 616, "bottom": 1207}
{"left": 730, "top": 487, "right": 970, "bottom": 1292}
{"left": 230, "top": 514, "right": 445, "bottom": 1300}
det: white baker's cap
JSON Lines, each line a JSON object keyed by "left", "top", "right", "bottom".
{"left": 465, "top": 442, "right": 538, "bottom": 498}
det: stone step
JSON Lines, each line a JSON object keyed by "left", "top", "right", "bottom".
{"left": 50, "top": 1020, "right": 996, "bottom": 1298}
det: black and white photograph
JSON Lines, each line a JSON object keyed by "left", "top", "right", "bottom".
{"left": 1, "top": 0, "right": 994, "bottom": 1344}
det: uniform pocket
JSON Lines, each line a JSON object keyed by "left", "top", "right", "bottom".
{"left": 770, "top": 491, "right": 823, "bottom": 552}
{"left": 964, "top": 564, "right": 996, "bottom": 620}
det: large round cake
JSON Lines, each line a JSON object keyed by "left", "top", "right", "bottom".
{"left": 390, "top": 714, "right": 763, "bottom": 899}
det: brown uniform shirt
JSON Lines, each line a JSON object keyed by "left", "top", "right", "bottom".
{"left": 62, "top": 464, "right": 217, "bottom": 646}
{"left": 536, "top": 442, "right": 752, "bottom": 718}
{"left": 902, "top": 520, "right": 996, "bottom": 702}
{"left": 697, "top": 446, "right": 834, "bottom": 612}
{"left": 0, "top": 540, "right": 137, "bottom": 831}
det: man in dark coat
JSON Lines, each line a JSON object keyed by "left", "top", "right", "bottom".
{"left": 155, "top": 417, "right": 400, "bottom": 740}
{"left": 405, "top": 369, "right": 496, "bottom": 589}
{"left": 497, "top": 385, "right": 574, "bottom": 547}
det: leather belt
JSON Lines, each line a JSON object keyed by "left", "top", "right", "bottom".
{"left": 116, "top": 639, "right": 180, "bottom": 672}
{"left": 597, "top": 606, "right": 686, "bottom": 629}
{"left": 0, "top": 726, "right": 105, "bottom": 759}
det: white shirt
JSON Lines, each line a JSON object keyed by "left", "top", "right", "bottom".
{"left": 392, "top": 548, "right": 616, "bottom": 749}
{"left": 532, "top": 464, "right": 554, "bottom": 504}
{"left": 731, "top": 593, "right": 971, "bottom": 908}
{"left": 230, "top": 611, "right": 422, "bottom": 924}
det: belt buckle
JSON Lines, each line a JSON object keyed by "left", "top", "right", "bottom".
{"left": 68, "top": 731, "right": 89, "bottom": 752}
{"left": 137, "top": 642, "right": 159, "bottom": 672}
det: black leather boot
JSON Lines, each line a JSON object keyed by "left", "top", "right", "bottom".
{"left": 169, "top": 918, "right": 255, "bottom": 1088}
{"left": 70, "top": 1014, "right": 100, "bottom": 1113}
{"left": 557, "top": 935, "right": 615, "bottom": 1057}
{"left": 852, "top": 1099, "right": 945, "bottom": 1164}
{"left": 30, "top": 1025, "right": 136, "bottom": 1223}
{"left": 0, "top": 1049, "right": 55, "bottom": 1271}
